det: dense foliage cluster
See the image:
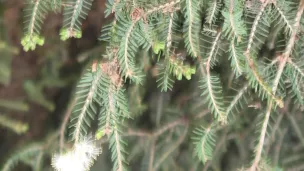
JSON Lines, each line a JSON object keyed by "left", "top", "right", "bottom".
{"left": 1, "top": 0, "right": 304, "bottom": 171}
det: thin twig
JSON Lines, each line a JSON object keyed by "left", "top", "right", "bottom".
{"left": 127, "top": 128, "right": 151, "bottom": 137}
{"left": 153, "top": 123, "right": 188, "bottom": 170}
{"left": 250, "top": 2, "right": 304, "bottom": 169}
{"left": 202, "top": 132, "right": 236, "bottom": 171}
{"left": 265, "top": 112, "right": 284, "bottom": 155}
{"left": 195, "top": 109, "right": 210, "bottom": 119}
{"left": 148, "top": 139, "right": 156, "bottom": 171}
{"left": 153, "top": 118, "right": 185, "bottom": 137}
{"left": 273, "top": 128, "right": 287, "bottom": 167}
{"left": 126, "top": 117, "right": 186, "bottom": 138}
{"left": 287, "top": 113, "right": 304, "bottom": 148}
{"left": 60, "top": 98, "right": 76, "bottom": 152}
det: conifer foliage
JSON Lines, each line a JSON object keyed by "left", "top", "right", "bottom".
{"left": 3, "top": 0, "right": 304, "bottom": 170}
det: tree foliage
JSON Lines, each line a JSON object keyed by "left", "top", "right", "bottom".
{"left": 2, "top": 0, "right": 304, "bottom": 171}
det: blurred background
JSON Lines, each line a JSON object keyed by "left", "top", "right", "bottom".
{"left": 0, "top": 0, "right": 108, "bottom": 170}
{"left": 2, "top": 1, "right": 304, "bottom": 171}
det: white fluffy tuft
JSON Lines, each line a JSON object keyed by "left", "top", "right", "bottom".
{"left": 52, "top": 137, "right": 102, "bottom": 171}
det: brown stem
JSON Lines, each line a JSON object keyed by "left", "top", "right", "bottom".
{"left": 60, "top": 98, "right": 76, "bottom": 152}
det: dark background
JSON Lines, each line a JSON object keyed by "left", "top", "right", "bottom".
{"left": 0, "top": 0, "right": 107, "bottom": 170}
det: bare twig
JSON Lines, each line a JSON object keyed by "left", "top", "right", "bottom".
{"left": 287, "top": 113, "right": 304, "bottom": 148}
{"left": 60, "top": 98, "right": 76, "bottom": 152}
{"left": 153, "top": 123, "right": 188, "bottom": 170}
{"left": 126, "top": 117, "right": 186, "bottom": 138}
{"left": 273, "top": 128, "right": 287, "bottom": 167}
{"left": 148, "top": 139, "right": 156, "bottom": 171}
